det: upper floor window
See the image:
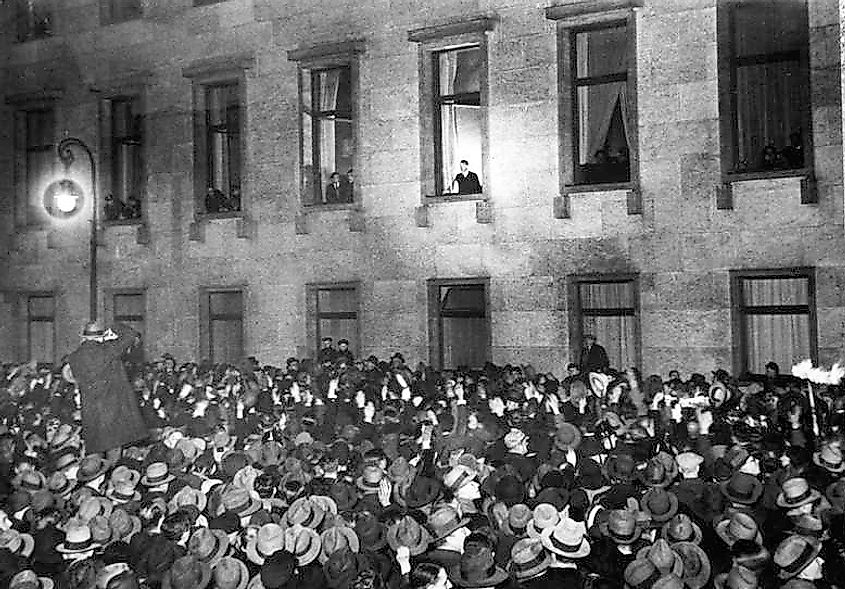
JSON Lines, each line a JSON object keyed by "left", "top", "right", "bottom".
{"left": 721, "top": 0, "right": 811, "bottom": 174}
{"left": 105, "top": 97, "right": 143, "bottom": 222}
{"left": 14, "top": 0, "right": 52, "bottom": 42}
{"left": 101, "top": 0, "right": 141, "bottom": 24}
{"left": 198, "top": 81, "right": 242, "bottom": 214}
{"left": 301, "top": 65, "right": 355, "bottom": 205}
{"left": 20, "top": 107, "right": 55, "bottom": 225}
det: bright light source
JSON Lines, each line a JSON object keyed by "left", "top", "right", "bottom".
{"left": 55, "top": 190, "right": 78, "bottom": 213}
{"left": 43, "top": 178, "right": 85, "bottom": 220}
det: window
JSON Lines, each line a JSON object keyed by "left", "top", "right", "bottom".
{"left": 101, "top": 0, "right": 141, "bottom": 24}
{"left": 201, "top": 83, "right": 242, "bottom": 214}
{"left": 721, "top": 0, "right": 811, "bottom": 174}
{"left": 311, "top": 285, "right": 359, "bottom": 355}
{"left": 428, "top": 280, "right": 489, "bottom": 369}
{"left": 21, "top": 108, "right": 55, "bottom": 225}
{"left": 14, "top": 0, "right": 52, "bottom": 42}
{"left": 572, "top": 23, "right": 631, "bottom": 185}
{"left": 27, "top": 295, "right": 55, "bottom": 365}
{"left": 300, "top": 65, "right": 355, "bottom": 205}
{"left": 204, "top": 289, "right": 244, "bottom": 365}
{"left": 113, "top": 291, "right": 145, "bottom": 363}
{"left": 106, "top": 97, "right": 143, "bottom": 221}
{"left": 732, "top": 270, "right": 816, "bottom": 375}
{"left": 435, "top": 46, "right": 483, "bottom": 196}
{"left": 409, "top": 17, "right": 495, "bottom": 200}
{"left": 571, "top": 276, "right": 639, "bottom": 370}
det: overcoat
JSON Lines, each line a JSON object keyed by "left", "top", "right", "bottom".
{"left": 66, "top": 323, "right": 148, "bottom": 454}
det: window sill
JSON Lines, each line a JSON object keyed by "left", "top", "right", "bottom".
{"left": 564, "top": 182, "right": 634, "bottom": 194}
{"left": 196, "top": 211, "right": 243, "bottom": 221}
{"left": 424, "top": 192, "right": 486, "bottom": 204}
{"left": 302, "top": 203, "right": 360, "bottom": 212}
{"left": 725, "top": 168, "right": 812, "bottom": 183}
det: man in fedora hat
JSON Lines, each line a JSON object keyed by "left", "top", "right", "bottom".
{"left": 65, "top": 322, "right": 148, "bottom": 460}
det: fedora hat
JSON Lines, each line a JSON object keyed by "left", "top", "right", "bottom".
{"left": 78, "top": 496, "right": 114, "bottom": 522}
{"left": 284, "top": 524, "right": 321, "bottom": 567}
{"left": 162, "top": 555, "right": 212, "bottom": 589}
{"left": 81, "top": 321, "right": 106, "bottom": 338}
{"left": 170, "top": 485, "right": 208, "bottom": 514}
{"left": 715, "top": 513, "right": 762, "bottom": 547}
{"left": 813, "top": 443, "right": 845, "bottom": 473}
{"left": 624, "top": 559, "right": 663, "bottom": 588}
{"left": 540, "top": 517, "right": 590, "bottom": 559}
{"left": 0, "top": 529, "right": 35, "bottom": 558}
{"left": 13, "top": 469, "right": 46, "bottom": 492}
{"left": 319, "top": 526, "right": 360, "bottom": 564}
{"left": 49, "top": 423, "right": 79, "bottom": 450}
{"left": 387, "top": 515, "right": 431, "bottom": 556}
{"left": 354, "top": 513, "right": 386, "bottom": 551}
{"left": 57, "top": 519, "right": 101, "bottom": 554}
{"left": 77, "top": 455, "right": 111, "bottom": 483}
{"left": 641, "top": 488, "right": 679, "bottom": 524}
{"left": 213, "top": 556, "right": 249, "bottom": 589}
{"left": 109, "top": 466, "right": 141, "bottom": 489}
{"left": 661, "top": 514, "right": 702, "bottom": 545}
{"left": 89, "top": 515, "right": 113, "bottom": 545}
{"left": 641, "top": 458, "right": 675, "bottom": 489}
{"left": 777, "top": 477, "right": 821, "bottom": 510}
{"left": 53, "top": 447, "right": 80, "bottom": 473}
{"left": 600, "top": 509, "right": 643, "bottom": 545}
{"left": 355, "top": 465, "right": 385, "bottom": 493}
{"left": 774, "top": 535, "right": 822, "bottom": 580}
{"left": 449, "top": 544, "right": 509, "bottom": 588}
{"left": 507, "top": 504, "right": 532, "bottom": 535}
{"left": 9, "top": 570, "right": 54, "bottom": 589}
{"left": 428, "top": 505, "right": 470, "bottom": 541}
{"left": 713, "top": 565, "right": 759, "bottom": 589}
{"left": 189, "top": 527, "right": 229, "bottom": 567}
{"left": 606, "top": 453, "right": 637, "bottom": 483}
{"left": 284, "top": 497, "right": 325, "bottom": 529}
{"left": 672, "top": 541, "right": 711, "bottom": 589}
{"left": 509, "top": 538, "right": 551, "bottom": 581}
{"left": 720, "top": 473, "right": 763, "bottom": 505}
{"left": 47, "top": 472, "right": 74, "bottom": 498}
{"left": 554, "top": 423, "right": 582, "bottom": 451}
{"left": 399, "top": 476, "right": 442, "bottom": 509}
{"left": 635, "top": 539, "right": 684, "bottom": 577}
{"left": 141, "top": 462, "right": 175, "bottom": 487}
{"left": 221, "top": 485, "right": 261, "bottom": 518}
{"left": 246, "top": 524, "right": 286, "bottom": 566}
{"left": 109, "top": 509, "right": 141, "bottom": 544}
{"left": 527, "top": 503, "right": 559, "bottom": 539}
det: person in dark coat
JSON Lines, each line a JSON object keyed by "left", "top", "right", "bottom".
{"left": 65, "top": 321, "right": 148, "bottom": 459}
{"left": 579, "top": 335, "right": 610, "bottom": 374}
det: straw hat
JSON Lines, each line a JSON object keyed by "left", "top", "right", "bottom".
{"left": 508, "top": 538, "right": 551, "bottom": 581}
{"left": 141, "top": 462, "right": 175, "bottom": 487}
{"left": 284, "top": 524, "right": 321, "bottom": 567}
{"left": 777, "top": 477, "right": 821, "bottom": 510}
{"left": 540, "top": 517, "right": 590, "bottom": 559}
{"left": 319, "top": 526, "right": 360, "bottom": 564}
{"left": 715, "top": 513, "right": 763, "bottom": 547}
{"left": 774, "top": 535, "right": 822, "bottom": 580}
{"left": 9, "top": 570, "right": 54, "bottom": 589}
{"left": 813, "top": 443, "right": 845, "bottom": 473}
{"left": 527, "top": 503, "right": 559, "bottom": 539}
{"left": 56, "top": 519, "right": 101, "bottom": 554}
{"left": 246, "top": 524, "right": 286, "bottom": 566}
{"left": 284, "top": 497, "right": 325, "bottom": 529}
{"left": 213, "top": 556, "right": 249, "bottom": 589}
{"left": 0, "top": 529, "right": 35, "bottom": 558}
{"left": 188, "top": 527, "right": 230, "bottom": 567}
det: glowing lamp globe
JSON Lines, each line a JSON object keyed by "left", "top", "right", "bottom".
{"left": 43, "top": 178, "right": 85, "bottom": 220}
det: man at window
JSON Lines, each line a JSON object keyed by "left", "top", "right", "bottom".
{"left": 340, "top": 169, "right": 354, "bottom": 203}
{"left": 451, "top": 160, "right": 482, "bottom": 195}
{"left": 325, "top": 172, "right": 343, "bottom": 204}
{"left": 579, "top": 334, "right": 610, "bottom": 374}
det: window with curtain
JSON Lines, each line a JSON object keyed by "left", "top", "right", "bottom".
{"left": 24, "top": 108, "right": 55, "bottom": 225}
{"left": 727, "top": 0, "right": 809, "bottom": 173}
{"left": 301, "top": 65, "right": 354, "bottom": 205}
{"left": 435, "top": 46, "right": 483, "bottom": 195}
{"left": 108, "top": 97, "right": 143, "bottom": 221}
{"left": 314, "top": 286, "right": 358, "bottom": 355}
{"left": 204, "top": 82, "right": 241, "bottom": 213}
{"left": 572, "top": 23, "right": 631, "bottom": 185}
{"left": 114, "top": 292, "right": 145, "bottom": 365}
{"left": 435, "top": 283, "right": 488, "bottom": 369}
{"left": 27, "top": 295, "right": 55, "bottom": 365}
{"left": 576, "top": 279, "right": 638, "bottom": 370}
{"left": 735, "top": 273, "right": 814, "bottom": 374}
{"left": 14, "top": 0, "right": 52, "bottom": 42}
{"left": 103, "top": 0, "right": 141, "bottom": 23}
{"left": 207, "top": 290, "right": 243, "bottom": 365}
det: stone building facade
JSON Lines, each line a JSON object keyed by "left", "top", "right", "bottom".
{"left": 0, "top": 0, "right": 843, "bottom": 377}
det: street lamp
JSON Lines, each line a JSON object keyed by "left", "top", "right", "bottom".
{"left": 42, "top": 137, "right": 98, "bottom": 321}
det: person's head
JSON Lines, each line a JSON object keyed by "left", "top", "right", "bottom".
{"left": 330, "top": 172, "right": 340, "bottom": 184}
{"left": 566, "top": 363, "right": 580, "bottom": 377}
{"left": 408, "top": 563, "right": 451, "bottom": 589}
{"left": 321, "top": 337, "right": 333, "bottom": 350}
{"left": 346, "top": 169, "right": 354, "bottom": 183}
{"left": 583, "top": 334, "right": 596, "bottom": 348}
{"left": 765, "top": 362, "right": 780, "bottom": 378}
{"left": 338, "top": 339, "right": 350, "bottom": 352}
{"left": 668, "top": 370, "right": 680, "bottom": 381}
{"left": 459, "top": 160, "right": 469, "bottom": 172}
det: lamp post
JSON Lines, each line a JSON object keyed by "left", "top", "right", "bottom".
{"left": 42, "top": 137, "right": 98, "bottom": 321}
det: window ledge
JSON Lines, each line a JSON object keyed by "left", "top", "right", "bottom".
{"left": 302, "top": 203, "right": 360, "bottom": 212}
{"left": 725, "top": 168, "right": 812, "bottom": 184}
{"left": 196, "top": 211, "right": 244, "bottom": 221}
{"left": 564, "top": 182, "right": 634, "bottom": 194}
{"left": 425, "top": 192, "right": 486, "bottom": 204}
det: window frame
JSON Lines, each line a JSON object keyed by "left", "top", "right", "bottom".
{"left": 100, "top": 0, "right": 143, "bottom": 25}
{"left": 427, "top": 277, "right": 491, "bottom": 370}
{"left": 717, "top": 0, "right": 814, "bottom": 183}
{"left": 568, "top": 273, "right": 641, "bottom": 370}
{"left": 199, "top": 286, "right": 246, "bottom": 365}
{"left": 13, "top": 0, "right": 52, "bottom": 43}
{"left": 729, "top": 267, "right": 817, "bottom": 376}
{"left": 107, "top": 288, "right": 146, "bottom": 361}
{"left": 409, "top": 17, "right": 496, "bottom": 202}
{"left": 306, "top": 281, "right": 361, "bottom": 357}
{"left": 100, "top": 93, "right": 146, "bottom": 225}
{"left": 26, "top": 292, "right": 56, "bottom": 366}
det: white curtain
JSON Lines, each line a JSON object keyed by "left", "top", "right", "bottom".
{"left": 580, "top": 282, "right": 636, "bottom": 370}
{"left": 319, "top": 70, "right": 341, "bottom": 186}
{"left": 439, "top": 51, "right": 459, "bottom": 191}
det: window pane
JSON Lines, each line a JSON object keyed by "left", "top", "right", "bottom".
{"left": 318, "top": 289, "right": 356, "bottom": 313}
{"left": 440, "top": 286, "right": 485, "bottom": 314}
{"left": 745, "top": 314, "right": 810, "bottom": 374}
{"left": 29, "top": 321, "right": 54, "bottom": 364}
{"left": 580, "top": 282, "right": 634, "bottom": 310}
{"left": 742, "top": 277, "right": 808, "bottom": 307}
{"left": 575, "top": 25, "right": 628, "bottom": 78}
{"left": 439, "top": 47, "right": 481, "bottom": 96}
{"left": 317, "top": 118, "right": 354, "bottom": 199}
{"left": 582, "top": 315, "right": 636, "bottom": 370}
{"left": 209, "top": 291, "right": 242, "bottom": 316}
{"left": 316, "top": 67, "right": 352, "bottom": 115}
{"left": 114, "top": 293, "right": 144, "bottom": 317}
{"left": 440, "top": 104, "right": 482, "bottom": 193}
{"left": 28, "top": 296, "right": 54, "bottom": 318}
{"left": 442, "top": 316, "right": 487, "bottom": 368}
{"left": 575, "top": 82, "right": 630, "bottom": 183}
{"left": 734, "top": 2, "right": 806, "bottom": 57}
{"left": 27, "top": 110, "right": 53, "bottom": 147}
{"left": 211, "top": 319, "right": 243, "bottom": 365}
{"left": 318, "top": 318, "right": 357, "bottom": 352}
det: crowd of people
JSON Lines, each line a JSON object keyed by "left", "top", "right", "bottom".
{"left": 2, "top": 326, "right": 845, "bottom": 589}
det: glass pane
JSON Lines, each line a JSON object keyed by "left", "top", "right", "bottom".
{"left": 745, "top": 314, "right": 810, "bottom": 374}
{"left": 734, "top": 60, "right": 804, "bottom": 172}
{"left": 318, "top": 318, "right": 358, "bottom": 354}
{"left": 211, "top": 319, "right": 243, "bottom": 365}
{"left": 440, "top": 285, "right": 485, "bottom": 314}
{"left": 439, "top": 46, "right": 481, "bottom": 96}
{"left": 734, "top": 2, "right": 806, "bottom": 57}
{"left": 28, "top": 296, "right": 54, "bottom": 318}
{"left": 742, "top": 278, "right": 808, "bottom": 307}
{"left": 209, "top": 291, "right": 242, "bottom": 316}
{"left": 26, "top": 110, "right": 53, "bottom": 147}
{"left": 440, "top": 104, "right": 482, "bottom": 194}
{"left": 206, "top": 84, "right": 238, "bottom": 126}
{"left": 317, "top": 67, "right": 352, "bottom": 115}
{"left": 318, "top": 288, "right": 356, "bottom": 313}
{"left": 442, "top": 317, "right": 487, "bottom": 368}
{"left": 114, "top": 293, "right": 144, "bottom": 317}
{"left": 581, "top": 315, "right": 636, "bottom": 371}
{"left": 317, "top": 119, "right": 354, "bottom": 203}
{"left": 29, "top": 321, "right": 54, "bottom": 364}
{"left": 111, "top": 99, "right": 137, "bottom": 138}
{"left": 579, "top": 281, "right": 634, "bottom": 310}
{"left": 575, "top": 82, "right": 630, "bottom": 185}
{"left": 575, "top": 25, "right": 628, "bottom": 78}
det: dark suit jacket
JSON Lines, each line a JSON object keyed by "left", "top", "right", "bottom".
{"left": 325, "top": 182, "right": 343, "bottom": 203}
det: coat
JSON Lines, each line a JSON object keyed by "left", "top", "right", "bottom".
{"left": 67, "top": 323, "right": 148, "bottom": 454}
